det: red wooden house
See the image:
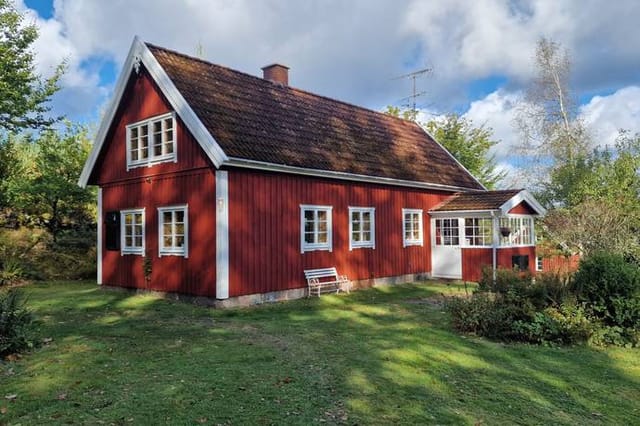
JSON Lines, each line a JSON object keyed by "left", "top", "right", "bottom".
{"left": 79, "top": 38, "right": 546, "bottom": 305}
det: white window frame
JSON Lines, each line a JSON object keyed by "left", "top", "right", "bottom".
{"left": 463, "top": 217, "right": 493, "bottom": 247}
{"left": 349, "top": 207, "right": 375, "bottom": 250}
{"left": 158, "top": 204, "right": 189, "bottom": 258}
{"left": 434, "top": 218, "right": 460, "bottom": 247}
{"left": 120, "top": 208, "right": 145, "bottom": 256}
{"left": 536, "top": 256, "right": 543, "bottom": 271}
{"left": 499, "top": 215, "right": 535, "bottom": 247}
{"left": 300, "top": 205, "right": 333, "bottom": 253}
{"left": 402, "top": 208, "right": 423, "bottom": 247}
{"left": 126, "top": 112, "right": 177, "bottom": 170}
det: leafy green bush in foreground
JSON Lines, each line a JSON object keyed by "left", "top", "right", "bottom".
{"left": 446, "top": 255, "right": 640, "bottom": 347}
{"left": 0, "top": 288, "right": 34, "bottom": 357}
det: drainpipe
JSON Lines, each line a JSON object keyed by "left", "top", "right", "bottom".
{"left": 492, "top": 211, "right": 498, "bottom": 283}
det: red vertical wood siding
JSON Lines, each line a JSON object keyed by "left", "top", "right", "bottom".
{"left": 91, "top": 68, "right": 211, "bottom": 186}
{"left": 93, "top": 66, "right": 217, "bottom": 296}
{"left": 542, "top": 254, "right": 580, "bottom": 274}
{"left": 461, "top": 248, "right": 493, "bottom": 282}
{"left": 508, "top": 202, "right": 536, "bottom": 215}
{"left": 461, "top": 246, "right": 537, "bottom": 282}
{"left": 227, "top": 168, "right": 452, "bottom": 297}
{"left": 101, "top": 170, "right": 216, "bottom": 296}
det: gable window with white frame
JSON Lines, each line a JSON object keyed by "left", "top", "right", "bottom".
{"left": 121, "top": 208, "right": 145, "bottom": 255}
{"left": 127, "top": 112, "right": 176, "bottom": 169}
{"left": 301, "top": 205, "right": 332, "bottom": 252}
{"left": 158, "top": 205, "right": 188, "bottom": 257}
{"left": 349, "top": 207, "right": 375, "bottom": 250}
{"left": 403, "top": 209, "right": 423, "bottom": 247}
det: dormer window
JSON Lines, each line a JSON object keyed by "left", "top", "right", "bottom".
{"left": 126, "top": 112, "right": 176, "bottom": 169}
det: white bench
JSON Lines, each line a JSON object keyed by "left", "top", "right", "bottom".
{"left": 304, "top": 267, "right": 352, "bottom": 297}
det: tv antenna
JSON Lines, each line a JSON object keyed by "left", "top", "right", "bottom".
{"left": 392, "top": 67, "right": 432, "bottom": 118}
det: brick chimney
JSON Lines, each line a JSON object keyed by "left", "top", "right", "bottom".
{"left": 261, "top": 64, "right": 289, "bottom": 85}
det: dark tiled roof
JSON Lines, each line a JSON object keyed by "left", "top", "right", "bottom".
{"left": 431, "top": 189, "right": 522, "bottom": 211}
{"left": 147, "top": 43, "right": 484, "bottom": 190}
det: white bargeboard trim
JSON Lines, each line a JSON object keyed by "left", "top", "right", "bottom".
{"left": 500, "top": 190, "right": 547, "bottom": 216}
{"left": 78, "top": 36, "right": 228, "bottom": 188}
{"left": 216, "top": 171, "right": 230, "bottom": 299}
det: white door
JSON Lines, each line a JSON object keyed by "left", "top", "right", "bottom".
{"left": 432, "top": 218, "right": 462, "bottom": 279}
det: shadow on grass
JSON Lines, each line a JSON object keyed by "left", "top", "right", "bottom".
{"left": 2, "top": 281, "right": 639, "bottom": 425}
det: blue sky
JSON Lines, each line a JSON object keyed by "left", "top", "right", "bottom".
{"left": 18, "top": 0, "right": 640, "bottom": 182}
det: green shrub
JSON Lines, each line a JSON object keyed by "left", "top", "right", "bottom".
{"left": 0, "top": 257, "right": 23, "bottom": 286}
{"left": 0, "top": 288, "right": 34, "bottom": 357}
{"left": 573, "top": 252, "right": 640, "bottom": 327}
{"left": 512, "top": 304, "right": 592, "bottom": 345}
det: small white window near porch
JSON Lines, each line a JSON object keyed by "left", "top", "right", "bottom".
{"left": 403, "top": 209, "right": 423, "bottom": 247}
{"left": 463, "top": 218, "right": 492, "bottom": 247}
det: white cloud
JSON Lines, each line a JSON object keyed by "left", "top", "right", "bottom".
{"left": 463, "top": 90, "right": 521, "bottom": 161}
{"left": 579, "top": 86, "right": 640, "bottom": 147}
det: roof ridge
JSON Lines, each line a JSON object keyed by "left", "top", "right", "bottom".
{"left": 145, "top": 41, "right": 418, "bottom": 129}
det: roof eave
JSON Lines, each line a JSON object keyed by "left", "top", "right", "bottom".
{"left": 223, "top": 157, "right": 485, "bottom": 193}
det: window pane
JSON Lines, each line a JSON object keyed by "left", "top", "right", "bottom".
{"left": 176, "top": 210, "right": 184, "bottom": 223}
{"left": 352, "top": 232, "right": 360, "bottom": 242}
{"left": 141, "top": 125, "right": 148, "bottom": 136}
{"left": 164, "top": 118, "right": 173, "bottom": 130}
{"left": 318, "top": 221, "right": 327, "bottom": 233}
{"left": 304, "top": 210, "right": 314, "bottom": 221}
{"left": 175, "top": 236, "right": 184, "bottom": 248}
{"left": 163, "top": 236, "right": 172, "bottom": 247}
{"left": 135, "top": 236, "right": 142, "bottom": 247}
{"left": 304, "top": 221, "right": 313, "bottom": 233}
{"left": 165, "top": 141, "right": 174, "bottom": 154}
{"left": 304, "top": 232, "right": 314, "bottom": 244}
{"left": 153, "top": 121, "right": 162, "bottom": 132}
{"left": 125, "top": 214, "right": 132, "bottom": 225}
{"left": 163, "top": 223, "right": 172, "bottom": 236}
{"left": 317, "top": 232, "right": 327, "bottom": 243}
{"left": 125, "top": 236, "right": 132, "bottom": 247}
{"left": 175, "top": 223, "right": 184, "bottom": 235}
{"left": 131, "top": 127, "right": 138, "bottom": 138}
{"left": 363, "top": 231, "right": 371, "bottom": 241}
{"left": 352, "top": 221, "right": 360, "bottom": 232}
{"left": 141, "top": 147, "right": 148, "bottom": 159}
{"left": 317, "top": 210, "right": 327, "bottom": 221}
{"left": 163, "top": 211, "right": 172, "bottom": 223}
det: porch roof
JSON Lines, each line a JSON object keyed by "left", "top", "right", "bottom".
{"left": 430, "top": 189, "right": 546, "bottom": 216}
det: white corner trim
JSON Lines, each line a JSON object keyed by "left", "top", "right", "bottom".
{"left": 417, "top": 123, "right": 487, "bottom": 191}
{"left": 78, "top": 36, "right": 228, "bottom": 188}
{"left": 216, "top": 171, "right": 230, "bottom": 299}
{"left": 97, "top": 188, "right": 103, "bottom": 285}
{"left": 500, "top": 190, "right": 547, "bottom": 216}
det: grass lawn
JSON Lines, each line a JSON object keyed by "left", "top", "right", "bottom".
{"left": 1, "top": 281, "right": 639, "bottom": 425}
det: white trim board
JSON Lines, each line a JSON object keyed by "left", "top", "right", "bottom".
{"left": 78, "top": 36, "right": 228, "bottom": 188}
{"left": 215, "top": 171, "right": 230, "bottom": 299}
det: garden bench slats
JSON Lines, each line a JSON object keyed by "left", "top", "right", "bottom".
{"left": 304, "top": 267, "right": 352, "bottom": 297}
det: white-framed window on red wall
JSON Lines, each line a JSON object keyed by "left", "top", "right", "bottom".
{"left": 158, "top": 205, "right": 188, "bottom": 258}
{"left": 126, "top": 112, "right": 176, "bottom": 170}
{"left": 300, "top": 205, "right": 332, "bottom": 253}
{"left": 120, "top": 208, "right": 145, "bottom": 255}
{"left": 402, "top": 208, "right": 423, "bottom": 247}
{"left": 349, "top": 207, "right": 375, "bottom": 250}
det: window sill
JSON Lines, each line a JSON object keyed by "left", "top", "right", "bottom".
{"left": 127, "top": 156, "right": 176, "bottom": 170}
{"left": 301, "top": 245, "right": 332, "bottom": 253}
{"left": 159, "top": 250, "right": 187, "bottom": 258}
{"left": 121, "top": 250, "right": 144, "bottom": 256}
{"left": 403, "top": 241, "right": 423, "bottom": 247}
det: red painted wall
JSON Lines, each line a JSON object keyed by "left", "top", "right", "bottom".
{"left": 93, "top": 66, "right": 217, "bottom": 296}
{"left": 90, "top": 68, "right": 211, "bottom": 186}
{"left": 542, "top": 254, "right": 580, "bottom": 274}
{"left": 461, "top": 246, "right": 537, "bottom": 282}
{"left": 226, "top": 168, "right": 453, "bottom": 297}
{"left": 101, "top": 170, "right": 216, "bottom": 296}
{"left": 508, "top": 202, "right": 536, "bottom": 215}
